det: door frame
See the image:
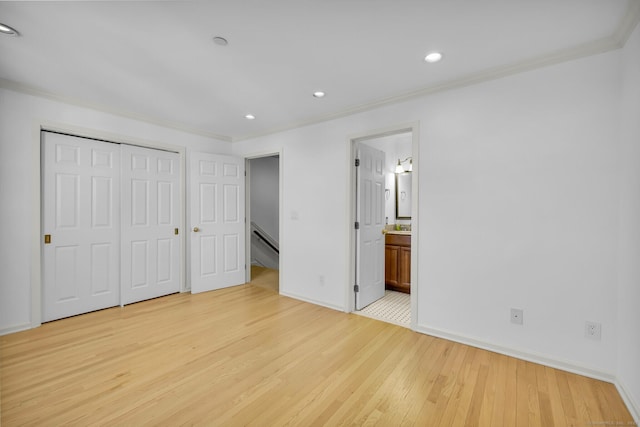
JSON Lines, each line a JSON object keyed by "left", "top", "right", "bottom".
{"left": 244, "top": 149, "right": 283, "bottom": 286}
{"left": 31, "top": 122, "right": 186, "bottom": 329}
{"left": 346, "top": 122, "right": 420, "bottom": 330}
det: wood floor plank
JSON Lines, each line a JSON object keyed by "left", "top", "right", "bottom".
{"left": 534, "top": 363, "right": 554, "bottom": 427}
{"left": 597, "top": 380, "right": 635, "bottom": 426}
{"left": 1, "top": 285, "right": 635, "bottom": 426}
{"left": 396, "top": 338, "right": 452, "bottom": 425}
{"left": 373, "top": 334, "right": 438, "bottom": 424}
{"left": 568, "top": 369, "right": 600, "bottom": 425}
{"left": 437, "top": 346, "right": 480, "bottom": 426}
{"left": 488, "top": 353, "right": 508, "bottom": 427}
{"left": 416, "top": 340, "right": 469, "bottom": 425}
{"left": 476, "top": 351, "right": 498, "bottom": 426}
{"left": 542, "top": 365, "right": 570, "bottom": 427}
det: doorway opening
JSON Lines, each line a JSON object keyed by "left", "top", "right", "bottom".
{"left": 246, "top": 154, "right": 280, "bottom": 293}
{"left": 349, "top": 125, "right": 418, "bottom": 329}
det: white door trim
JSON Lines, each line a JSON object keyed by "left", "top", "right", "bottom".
{"left": 346, "top": 122, "right": 420, "bottom": 330}
{"left": 31, "top": 121, "right": 186, "bottom": 329}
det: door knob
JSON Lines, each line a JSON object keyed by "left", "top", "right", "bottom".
{"left": 193, "top": 227, "right": 200, "bottom": 232}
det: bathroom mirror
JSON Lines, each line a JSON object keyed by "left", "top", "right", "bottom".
{"left": 396, "top": 172, "right": 412, "bottom": 219}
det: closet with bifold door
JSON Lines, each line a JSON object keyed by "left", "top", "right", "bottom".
{"left": 42, "top": 131, "right": 181, "bottom": 322}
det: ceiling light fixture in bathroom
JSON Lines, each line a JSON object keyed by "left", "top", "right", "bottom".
{"left": 0, "top": 22, "right": 20, "bottom": 36}
{"left": 313, "top": 91, "right": 325, "bottom": 98}
{"left": 245, "top": 114, "right": 256, "bottom": 120}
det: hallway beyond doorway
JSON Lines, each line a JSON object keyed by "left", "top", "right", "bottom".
{"left": 250, "top": 266, "right": 279, "bottom": 293}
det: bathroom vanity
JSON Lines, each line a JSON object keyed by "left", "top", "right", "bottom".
{"left": 385, "top": 232, "right": 411, "bottom": 294}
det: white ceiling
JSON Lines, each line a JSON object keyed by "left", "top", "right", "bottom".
{"left": 0, "top": 1, "right": 637, "bottom": 141}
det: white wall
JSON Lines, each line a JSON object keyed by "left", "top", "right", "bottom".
{"left": 419, "top": 55, "right": 621, "bottom": 377}
{"left": 0, "top": 87, "right": 231, "bottom": 333}
{"left": 235, "top": 123, "right": 356, "bottom": 310}
{"left": 616, "top": 22, "right": 640, "bottom": 421}
{"left": 233, "top": 48, "right": 625, "bottom": 379}
{"left": 249, "top": 156, "right": 279, "bottom": 242}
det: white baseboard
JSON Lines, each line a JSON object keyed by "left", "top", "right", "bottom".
{"left": 416, "top": 324, "right": 615, "bottom": 383}
{"left": 279, "top": 290, "right": 345, "bottom": 312}
{"left": 615, "top": 378, "right": 640, "bottom": 424}
{"left": 0, "top": 322, "right": 33, "bottom": 336}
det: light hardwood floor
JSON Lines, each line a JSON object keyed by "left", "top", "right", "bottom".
{"left": 250, "top": 265, "right": 279, "bottom": 293}
{"left": 1, "top": 285, "right": 634, "bottom": 426}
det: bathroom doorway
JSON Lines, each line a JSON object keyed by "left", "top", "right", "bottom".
{"left": 246, "top": 154, "right": 280, "bottom": 293}
{"left": 349, "top": 125, "right": 419, "bottom": 329}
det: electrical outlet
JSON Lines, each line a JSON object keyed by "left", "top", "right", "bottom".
{"left": 510, "top": 308, "right": 523, "bottom": 325}
{"left": 585, "top": 321, "right": 602, "bottom": 340}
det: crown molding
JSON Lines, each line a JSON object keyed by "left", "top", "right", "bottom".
{"left": 0, "top": 78, "right": 233, "bottom": 142}
{"left": 3, "top": 1, "right": 639, "bottom": 144}
{"left": 233, "top": 35, "right": 625, "bottom": 142}
{"left": 613, "top": 0, "right": 640, "bottom": 47}
{"left": 234, "top": 3, "right": 640, "bottom": 142}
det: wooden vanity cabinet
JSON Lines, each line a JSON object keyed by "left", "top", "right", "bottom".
{"left": 385, "top": 234, "right": 411, "bottom": 294}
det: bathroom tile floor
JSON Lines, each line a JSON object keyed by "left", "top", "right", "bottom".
{"left": 356, "top": 290, "right": 410, "bottom": 328}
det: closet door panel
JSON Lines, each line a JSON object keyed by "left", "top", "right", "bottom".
{"left": 121, "top": 145, "right": 180, "bottom": 305}
{"left": 42, "top": 132, "right": 120, "bottom": 322}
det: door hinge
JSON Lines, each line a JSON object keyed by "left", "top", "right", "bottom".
{"left": 44, "top": 234, "right": 51, "bottom": 244}
{"left": 354, "top": 221, "right": 360, "bottom": 230}
{"left": 174, "top": 228, "right": 179, "bottom": 235}
{"left": 355, "top": 158, "right": 360, "bottom": 167}
{"left": 354, "top": 284, "right": 359, "bottom": 292}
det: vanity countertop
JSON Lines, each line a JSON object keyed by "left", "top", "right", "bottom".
{"left": 384, "top": 230, "right": 411, "bottom": 236}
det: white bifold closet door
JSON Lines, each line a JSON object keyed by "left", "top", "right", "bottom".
{"left": 42, "top": 132, "right": 181, "bottom": 322}
{"left": 120, "top": 145, "right": 180, "bottom": 305}
{"left": 42, "top": 132, "right": 121, "bottom": 322}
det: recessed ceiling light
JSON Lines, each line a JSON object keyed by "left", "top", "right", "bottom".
{"left": 0, "top": 22, "right": 19, "bottom": 36}
{"left": 313, "top": 91, "right": 326, "bottom": 98}
{"left": 213, "top": 36, "right": 228, "bottom": 46}
{"left": 424, "top": 52, "right": 443, "bottom": 63}
{"left": 245, "top": 114, "right": 256, "bottom": 120}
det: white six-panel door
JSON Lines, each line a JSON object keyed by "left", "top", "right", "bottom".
{"left": 43, "top": 134, "right": 249, "bottom": 319}
{"left": 43, "top": 132, "right": 184, "bottom": 321}
{"left": 190, "top": 152, "right": 245, "bottom": 293}
{"left": 355, "top": 143, "right": 386, "bottom": 310}
{"left": 42, "top": 132, "right": 121, "bottom": 322}
{"left": 121, "top": 145, "right": 181, "bottom": 305}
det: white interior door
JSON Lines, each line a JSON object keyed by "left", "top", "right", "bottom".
{"left": 190, "top": 152, "right": 245, "bottom": 293}
{"left": 355, "top": 143, "right": 386, "bottom": 310}
{"left": 42, "top": 132, "right": 120, "bottom": 321}
{"left": 121, "top": 145, "right": 181, "bottom": 305}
